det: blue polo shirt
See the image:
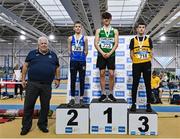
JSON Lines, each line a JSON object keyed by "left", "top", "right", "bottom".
{"left": 25, "top": 49, "right": 59, "bottom": 83}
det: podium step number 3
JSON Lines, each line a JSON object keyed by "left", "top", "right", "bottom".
{"left": 128, "top": 109, "right": 158, "bottom": 135}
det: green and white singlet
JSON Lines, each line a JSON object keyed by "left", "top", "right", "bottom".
{"left": 98, "top": 27, "right": 115, "bottom": 57}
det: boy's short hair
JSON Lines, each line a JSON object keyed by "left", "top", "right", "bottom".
{"left": 136, "top": 22, "right": 147, "bottom": 28}
{"left": 102, "top": 12, "right": 112, "bottom": 19}
{"left": 152, "top": 70, "right": 158, "bottom": 75}
{"left": 74, "top": 21, "right": 81, "bottom": 26}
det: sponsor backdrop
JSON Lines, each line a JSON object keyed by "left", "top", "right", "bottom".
{"left": 67, "top": 36, "right": 146, "bottom": 108}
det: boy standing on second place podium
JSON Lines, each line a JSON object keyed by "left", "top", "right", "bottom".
{"left": 67, "top": 21, "right": 88, "bottom": 106}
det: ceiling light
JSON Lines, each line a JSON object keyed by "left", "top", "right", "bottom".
{"left": 20, "top": 35, "right": 26, "bottom": 40}
{"left": 160, "top": 36, "right": 166, "bottom": 41}
{"left": 20, "top": 30, "right": 26, "bottom": 35}
{"left": 0, "top": 38, "right": 6, "bottom": 42}
{"left": 49, "top": 34, "right": 55, "bottom": 40}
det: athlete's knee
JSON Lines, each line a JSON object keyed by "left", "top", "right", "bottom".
{"left": 109, "top": 71, "right": 115, "bottom": 78}
{"left": 100, "top": 70, "right": 105, "bottom": 77}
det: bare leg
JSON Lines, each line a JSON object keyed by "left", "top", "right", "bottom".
{"left": 100, "top": 69, "right": 106, "bottom": 95}
{"left": 109, "top": 69, "right": 115, "bottom": 94}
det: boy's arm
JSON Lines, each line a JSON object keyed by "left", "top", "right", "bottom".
{"left": 84, "top": 36, "right": 88, "bottom": 56}
{"left": 94, "top": 29, "right": 106, "bottom": 57}
{"left": 108, "top": 29, "right": 119, "bottom": 57}
{"left": 67, "top": 36, "right": 72, "bottom": 56}
{"left": 129, "top": 38, "right": 134, "bottom": 61}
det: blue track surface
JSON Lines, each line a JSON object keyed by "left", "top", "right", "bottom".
{"left": 0, "top": 105, "right": 180, "bottom": 112}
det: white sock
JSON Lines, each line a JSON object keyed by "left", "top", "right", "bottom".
{"left": 109, "top": 90, "right": 113, "bottom": 95}
{"left": 102, "top": 90, "right": 106, "bottom": 95}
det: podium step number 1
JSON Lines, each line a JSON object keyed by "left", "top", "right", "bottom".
{"left": 90, "top": 99, "right": 128, "bottom": 134}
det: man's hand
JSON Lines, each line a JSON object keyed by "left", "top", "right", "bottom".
{"left": 22, "top": 80, "right": 27, "bottom": 88}
{"left": 55, "top": 79, "right": 60, "bottom": 88}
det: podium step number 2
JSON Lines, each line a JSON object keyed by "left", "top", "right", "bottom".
{"left": 56, "top": 104, "right": 89, "bottom": 134}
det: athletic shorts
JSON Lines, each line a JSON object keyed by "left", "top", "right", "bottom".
{"left": 96, "top": 55, "right": 115, "bottom": 70}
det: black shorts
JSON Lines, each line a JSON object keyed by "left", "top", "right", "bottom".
{"left": 96, "top": 55, "right": 115, "bottom": 70}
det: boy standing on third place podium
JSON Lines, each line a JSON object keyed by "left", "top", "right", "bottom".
{"left": 129, "top": 22, "right": 153, "bottom": 112}
{"left": 67, "top": 21, "right": 88, "bottom": 106}
{"left": 94, "top": 12, "right": 119, "bottom": 102}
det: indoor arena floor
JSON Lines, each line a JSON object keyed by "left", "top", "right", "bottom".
{"left": 0, "top": 96, "right": 180, "bottom": 138}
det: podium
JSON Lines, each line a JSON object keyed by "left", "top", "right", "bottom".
{"left": 55, "top": 101, "right": 158, "bottom": 135}
{"left": 128, "top": 109, "right": 158, "bottom": 135}
{"left": 56, "top": 104, "right": 89, "bottom": 134}
{"left": 90, "top": 99, "right": 127, "bottom": 134}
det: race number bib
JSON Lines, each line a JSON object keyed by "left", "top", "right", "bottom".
{"left": 136, "top": 51, "right": 149, "bottom": 60}
{"left": 100, "top": 38, "right": 114, "bottom": 49}
{"left": 72, "top": 44, "right": 83, "bottom": 52}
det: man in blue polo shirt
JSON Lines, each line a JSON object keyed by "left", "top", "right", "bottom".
{"left": 20, "top": 36, "right": 60, "bottom": 135}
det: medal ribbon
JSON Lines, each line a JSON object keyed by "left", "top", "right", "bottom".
{"left": 137, "top": 35, "right": 145, "bottom": 50}
{"left": 103, "top": 26, "right": 112, "bottom": 38}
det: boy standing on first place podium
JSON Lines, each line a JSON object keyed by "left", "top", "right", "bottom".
{"left": 94, "top": 12, "right": 119, "bottom": 102}
{"left": 129, "top": 22, "right": 153, "bottom": 112}
{"left": 67, "top": 21, "right": 88, "bottom": 106}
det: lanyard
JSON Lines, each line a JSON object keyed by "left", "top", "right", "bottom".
{"left": 103, "top": 26, "right": 111, "bottom": 38}
{"left": 74, "top": 34, "right": 82, "bottom": 47}
{"left": 72, "top": 35, "right": 83, "bottom": 56}
{"left": 137, "top": 35, "right": 145, "bottom": 50}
